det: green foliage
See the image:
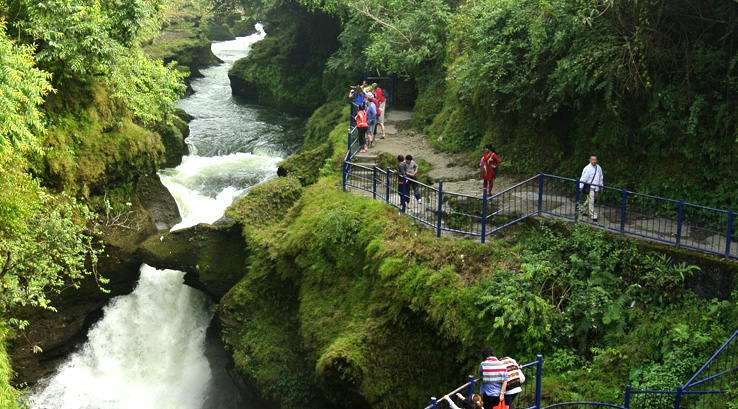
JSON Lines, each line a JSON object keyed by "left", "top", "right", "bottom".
{"left": 0, "top": 167, "right": 106, "bottom": 316}
{"left": 0, "top": 326, "right": 20, "bottom": 409}
{"left": 0, "top": 19, "right": 54, "bottom": 162}
{"left": 421, "top": 0, "right": 738, "bottom": 208}
{"left": 228, "top": 1, "right": 342, "bottom": 114}
{"left": 9, "top": 0, "right": 185, "bottom": 125}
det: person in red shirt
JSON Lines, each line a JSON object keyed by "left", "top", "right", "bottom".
{"left": 355, "top": 104, "right": 369, "bottom": 153}
{"left": 372, "top": 83, "right": 387, "bottom": 139}
{"left": 480, "top": 144, "right": 501, "bottom": 195}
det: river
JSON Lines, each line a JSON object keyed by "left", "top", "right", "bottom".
{"left": 27, "top": 26, "right": 304, "bottom": 409}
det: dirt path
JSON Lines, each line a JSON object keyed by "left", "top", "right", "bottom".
{"left": 354, "top": 109, "right": 521, "bottom": 196}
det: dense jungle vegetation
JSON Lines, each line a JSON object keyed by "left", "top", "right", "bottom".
{"left": 220, "top": 0, "right": 738, "bottom": 408}
{"left": 0, "top": 0, "right": 203, "bottom": 404}
{"left": 218, "top": 100, "right": 738, "bottom": 409}
{"left": 237, "top": 0, "right": 738, "bottom": 209}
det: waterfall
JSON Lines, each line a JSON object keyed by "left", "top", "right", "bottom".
{"left": 27, "top": 24, "right": 304, "bottom": 408}
{"left": 28, "top": 267, "right": 214, "bottom": 409}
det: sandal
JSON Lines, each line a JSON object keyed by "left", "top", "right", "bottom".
{"left": 359, "top": 149, "right": 368, "bottom": 153}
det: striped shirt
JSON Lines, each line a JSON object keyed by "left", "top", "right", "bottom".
{"left": 479, "top": 356, "right": 508, "bottom": 396}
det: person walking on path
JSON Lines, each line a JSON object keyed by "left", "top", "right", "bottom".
{"left": 372, "top": 83, "right": 387, "bottom": 139}
{"left": 394, "top": 154, "right": 410, "bottom": 205}
{"left": 579, "top": 155, "right": 604, "bottom": 222}
{"left": 479, "top": 346, "right": 508, "bottom": 408}
{"left": 405, "top": 155, "right": 422, "bottom": 203}
{"left": 366, "top": 97, "right": 377, "bottom": 148}
{"left": 501, "top": 356, "right": 526, "bottom": 409}
{"left": 480, "top": 144, "right": 501, "bottom": 195}
{"left": 355, "top": 104, "right": 369, "bottom": 153}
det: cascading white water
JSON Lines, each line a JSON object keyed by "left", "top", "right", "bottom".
{"left": 28, "top": 266, "right": 213, "bottom": 409}
{"left": 28, "top": 25, "right": 304, "bottom": 408}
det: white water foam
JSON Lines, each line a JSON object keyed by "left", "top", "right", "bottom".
{"left": 28, "top": 266, "right": 213, "bottom": 409}
{"left": 159, "top": 152, "right": 283, "bottom": 230}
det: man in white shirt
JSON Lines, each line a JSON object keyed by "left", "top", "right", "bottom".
{"left": 579, "top": 155, "right": 604, "bottom": 222}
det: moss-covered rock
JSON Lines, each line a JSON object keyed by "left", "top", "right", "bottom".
{"left": 227, "top": 2, "right": 342, "bottom": 115}
{"left": 136, "top": 223, "right": 248, "bottom": 301}
{"left": 232, "top": 17, "right": 258, "bottom": 37}
{"left": 276, "top": 144, "right": 333, "bottom": 186}
{"left": 225, "top": 177, "right": 304, "bottom": 232}
{"left": 206, "top": 23, "right": 236, "bottom": 41}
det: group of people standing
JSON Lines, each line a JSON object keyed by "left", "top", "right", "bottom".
{"left": 441, "top": 347, "right": 526, "bottom": 409}
{"left": 349, "top": 81, "right": 387, "bottom": 153}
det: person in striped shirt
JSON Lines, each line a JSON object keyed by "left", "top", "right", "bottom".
{"left": 479, "top": 346, "right": 508, "bottom": 408}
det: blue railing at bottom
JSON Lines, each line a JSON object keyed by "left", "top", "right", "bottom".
{"left": 426, "top": 356, "right": 543, "bottom": 409}
{"left": 420, "top": 328, "right": 738, "bottom": 409}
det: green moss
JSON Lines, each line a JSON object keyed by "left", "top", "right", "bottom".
{"left": 227, "top": 2, "right": 342, "bottom": 115}
{"left": 225, "top": 177, "right": 304, "bottom": 233}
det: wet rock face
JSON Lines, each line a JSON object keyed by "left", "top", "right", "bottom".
{"left": 136, "top": 173, "right": 182, "bottom": 231}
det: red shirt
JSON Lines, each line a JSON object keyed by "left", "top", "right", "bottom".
{"left": 375, "top": 87, "right": 386, "bottom": 104}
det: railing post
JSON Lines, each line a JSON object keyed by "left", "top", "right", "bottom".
{"left": 347, "top": 126, "right": 353, "bottom": 162}
{"left": 620, "top": 189, "right": 627, "bottom": 233}
{"left": 726, "top": 211, "right": 734, "bottom": 257}
{"left": 431, "top": 397, "right": 437, "bottom": 409}
{"left": 372, "top": 165, "right": 377, "bottom": 200}
{"left": 575, "top": 180, "right": 581, "bottom": 221}
{"left": 401, "top": 176, "right": 408, "bottom": 213}
{"left": 676, "top": 200, "right": 684, "bottom": 246}
{"left": 385, "top": 167, "right": 391, "bottom": 204}
{"left": 342, "top": 161, "right": 347, "bottom": 192}
{"left": 623, "top": 384, "right": 631, "bottom": 409}
{"left": 467, "top": 375, "right": 475, "bottom": 397}
{"left": 481, "top": 189, "right": 488, "bottom": 244}
{"left": 537, "top": 174, "right": 544, "bottom": 214}
{"left": 535, "top": 355, "right": 543, "bottom": 409}
{"left": 674, "top": 386, "right": 682, "bottom": 409}
{"left": 437, "top": 181, "right": 444, "bottom": 238}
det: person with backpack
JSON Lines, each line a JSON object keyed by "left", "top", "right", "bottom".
{"left": 501, "top": 356, "right": 526, "bottom": 409}
{"left": 365, "top": 97, "right": 377, "bottom": 148}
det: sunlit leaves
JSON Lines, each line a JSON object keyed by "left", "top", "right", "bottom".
{"left": 0, "top": 167, "right": 105, "bottom": 316}
{"left": 0, "top": 19, "right": 54, "bottom": 163}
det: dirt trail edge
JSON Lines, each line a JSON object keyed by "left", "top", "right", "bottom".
{"left": 352, "top": 109, "right": 521, "bottom": 197}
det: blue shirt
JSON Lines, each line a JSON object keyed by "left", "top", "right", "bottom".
{"left": 479, "top": 357, "right": 508, "bottom": 397}
{"left": 366, "top": 102, "right": 377, "bottom": 124}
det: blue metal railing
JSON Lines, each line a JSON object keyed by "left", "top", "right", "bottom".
{"left": 420, "top": 329, "right": 738, "bottom": 409}
{"left": 342, "top": 156, "right": 738, "bottom": 257}
{"left": 426, "top": 356, "right": 543, "bottom": 409}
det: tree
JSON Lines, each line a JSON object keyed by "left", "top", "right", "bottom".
{"left": 0, "top": 18, "right": 53, "bottom": 162}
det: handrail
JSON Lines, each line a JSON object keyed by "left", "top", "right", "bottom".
{"left": 426, "top": 356, "right": 543, "bottom": 409}
{"left": 342, "top": 158, "right": 738, "bottom": 258}
{"left": 682, "top": 328, "right": 738, "bottom": 390}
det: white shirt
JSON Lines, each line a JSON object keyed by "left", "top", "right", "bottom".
{"left": 580, "top": 164, "right": 604, "bottom": 192}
